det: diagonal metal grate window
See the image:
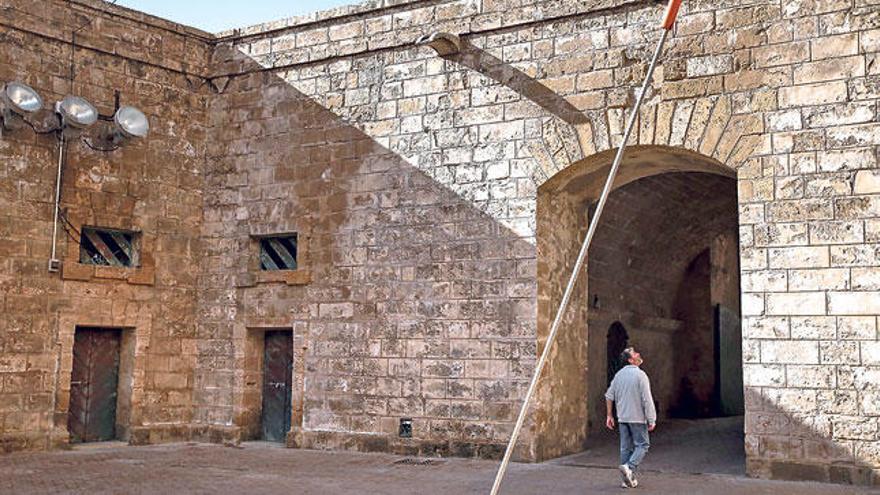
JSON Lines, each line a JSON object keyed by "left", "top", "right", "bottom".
{"left": 79, "top": 227, "right": 139, "bottom": 267}
{"left": 259, "top": 234, "right": 298, "bottom": 270}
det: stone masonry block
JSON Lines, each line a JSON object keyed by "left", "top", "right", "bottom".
{"left": 753, "top": 41, "right": 809, "bottom": 68}
{"left": 791, "top": 317, "right": 836, "bottom": 339}
{"left": 803, "top": 103, "right": 875, "bottom": 128}
{"left": 828, "top": 292, "right": 880, "bottom": 315}
{"left": 762, "top": 340, "right": 820, "bottom": 364}
{"left": 743, "top": 364, "right": 786, "bottom": 387}
{"left": 788, "top": 269, "right": 849, "bottom": 291}
{"left": 787, "top": 365, "right": 835, "bottom": 388}
{"left": 742, "top": 293, "right": 766, "bottom": 316}
{"left": 811, "top": 33, "right": 858, "bottom": 60}
{"left": 768, "top": 247, "right": 829, "bottom": 269}
{"left": 838, "top": 317, "right": 877, "bottom": 340}
{"left": 766, "top": 292, "right": 826, "bottom": 316}
{"left": 820, "top": 341, "right": 860, "bottom": 365}
{"left": 766, "top": 388, "right": 818, "bottom": 414}
{"left": 742, "top": 270, "right": 787, "bottom": 292}
{"left": 793, "top": 56, "right": 865, "bottom": 85}
{"left": 855, "top": 170, "right": 880, "bottom": 194}
{"left": 853, "top": 267, "right": 880, "bottom": 290}
{"left": 830, "top": 244, "right": 880, "bottom": 266}
{"left": 826, "top": 123, "right": 880, "bottom": 148}
{"left": 687, "top": 55, "right": 734, "bottom": 77}
{"left": 778, "top": 82, "right": 848, "bottom": 108}
{"left": 862, "top": 341, "right": 880, "bottom": 366}
{"left": 744, "top": 316, "right": 790, "bottom": 339}
{"left": 810, "top": 221, "right": 864, "bottom": 245}
{"left": 817, "top": 149, "right": 876, "bottom": 172}
{"left": 832, "top": 416, "right": 877, "bottom": 441}
{"left": 862, "top": 392, "right": 880, "bottom": 416}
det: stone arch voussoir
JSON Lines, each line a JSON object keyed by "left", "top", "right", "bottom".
{"left": 528, "top": 94, "right": 765, "bottom": 192}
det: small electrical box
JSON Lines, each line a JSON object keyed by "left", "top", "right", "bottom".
{"left": 399, "top": 418, "right": 412, "bottom": 438}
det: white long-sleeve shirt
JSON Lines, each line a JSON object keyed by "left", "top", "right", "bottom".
{"left": 605, "top": 365, "right": 657, "bottom": 425}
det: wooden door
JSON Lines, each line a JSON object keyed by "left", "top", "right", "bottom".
{"left": 261, "top": 331, "right": 293, "bottom": 442}
{"left": 68, "top": 328, "right": 121, "bottom": 443}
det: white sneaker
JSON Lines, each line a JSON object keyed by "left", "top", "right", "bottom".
{"left": 619, "top": 464, "right": 635, "bottom": 487}
{"left": 631, "top": 477, "right": 639, "bottom": 488}
{"left": 620, "top": 482, "right": 629, "bottom": 489}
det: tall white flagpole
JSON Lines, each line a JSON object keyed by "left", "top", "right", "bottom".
{"left": 489, "top": 1, "right": 683, "bottom": 493}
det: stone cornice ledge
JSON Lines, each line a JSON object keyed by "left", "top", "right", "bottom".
{"left": 210, "top": 0, "right": 652, "bottom": 78}
{"left": 216, "top": 0, "right": 433, "bottom": 39}
{"left": 216, "top": 0, "right": 648, "bottom": 43}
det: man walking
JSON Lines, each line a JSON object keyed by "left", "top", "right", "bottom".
{"left": 605, "top": 347, "right": 656, "bottom": 488}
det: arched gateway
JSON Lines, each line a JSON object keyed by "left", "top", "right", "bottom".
{"left": 531, "top": 145, "right": 740, "bottom": 461}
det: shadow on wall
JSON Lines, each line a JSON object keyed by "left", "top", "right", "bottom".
{"left": 745, "top": 388, "right": 878, "bottom": 485}
{"left": 446, "top": 39, "right": 590, "bottom": 127}
{"left": 198, "top": 42, "right": 541, "bottom": 459}
{"left": 201, "top": 33, "right": 880, "bottom": 487}
{"left": 669, "top": 249, "right": 718, "bottom": 419}
{"left": 606, "top": 322, "right": 628, "bottom": 388}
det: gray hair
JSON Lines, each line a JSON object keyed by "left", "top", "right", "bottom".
{"left": 620, "top": 347, "right": 636, "bottom": 363}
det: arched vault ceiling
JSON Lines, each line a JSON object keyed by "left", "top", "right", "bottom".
{"left": 588, "top": 172, "right": 738, "bottom": 316}
{"left": 545, "top": 146, "right": 735, "bottom": 205}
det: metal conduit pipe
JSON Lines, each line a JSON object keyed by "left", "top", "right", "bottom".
{"left": 49, "top": 132, "right": 65, "bottom": 272}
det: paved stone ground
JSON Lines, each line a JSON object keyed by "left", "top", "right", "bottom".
{"left": 0, "top": 441, "right": 877, "bottom": 495}
{"left": 553, "top": 417, "right": 746, "bottom": 476}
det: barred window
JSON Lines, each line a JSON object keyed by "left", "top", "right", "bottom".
{"left": 79, "top": 227, "right": 139, "bottom": 267}
{"left": 259, "top": 234, "right": 298, "bottom": 271}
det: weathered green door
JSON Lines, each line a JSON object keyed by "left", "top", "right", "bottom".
{"left": 261, "top": 330, "right": 293, "bottom": 442}
{"left": 68, "top": 328, "right": 121, "bottom": 443}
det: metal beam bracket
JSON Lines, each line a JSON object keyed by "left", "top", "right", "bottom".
{"left": 415, "top": 32, "right": 461, "bottom": 56}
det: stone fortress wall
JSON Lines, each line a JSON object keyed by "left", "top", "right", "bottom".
{"left": 1, "top": 0, "right": 879, "bottom": 485}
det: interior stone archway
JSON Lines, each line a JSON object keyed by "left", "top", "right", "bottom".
{"left": 531, "top": 146, "right": 741, "bottom": 465}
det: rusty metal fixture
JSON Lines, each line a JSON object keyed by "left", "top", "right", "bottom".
{"left": 79, "top": 227, "right": 139, "bottom": 267}
{"left": 259, "top": 234, "right": 298, "bottom": 270}
{"left": 415, "top": 32, "right": 461, "bottom": 56}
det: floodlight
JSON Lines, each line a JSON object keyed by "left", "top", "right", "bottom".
{"left": 113, "top": 106, "right": 149, "bottom": 138}
{"left": 2, "top": 82, "right": 43, "bottom": 114}
{"left": 1, "top": 81, "right": 43, "bottom": 131}
{"left": 56, "top": 95, "right": 98, "bottom": 129}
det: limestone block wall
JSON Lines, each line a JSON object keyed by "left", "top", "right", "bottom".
{"left": 218, "top": 0, "right": 880, "bottom": 482}
{"left": 1, "top": 0, "right": 878, "bottom": 486}
{"left": 196, "top": 46, "right": 537, "bottom": 457}
{"left": 534, "top": 189, "right": 588, "bottom": 460}
{"left": 0, "top": 0, "right": 211, "bottom": 450}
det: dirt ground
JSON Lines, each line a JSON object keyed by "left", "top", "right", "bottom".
{"left": 0, "top": 440, "right": 877, "bottom": 495}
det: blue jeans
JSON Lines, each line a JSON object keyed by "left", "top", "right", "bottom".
{"left": 619, "top": 422, "right": 650, "bottom": 472}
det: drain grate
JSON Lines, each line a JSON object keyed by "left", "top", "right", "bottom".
{"left": 393, "top": 457, "right": 445, "bottom": 466}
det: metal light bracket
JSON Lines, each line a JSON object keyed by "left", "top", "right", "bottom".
{"left": 415, "top": 32, "right": 461, "bottom": 56}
